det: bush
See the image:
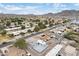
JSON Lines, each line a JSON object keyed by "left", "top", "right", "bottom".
{"left": 0, "top": 30, "right": 7, "bottom": 35}
{"left": 8, "top": 34, "right": 14, "bottom": 37}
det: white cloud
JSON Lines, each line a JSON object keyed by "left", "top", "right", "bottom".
{"left": 0, "top": 3, "right": 77, "bottom": 15}
{"left": 53, "top": 3, "right": 67, "bottom": 8}
{"left": 24, "top": 6, "right": 38, "bottom": 10}
{"left": 0, "top": 4, "right": 43, "bottom": 14}
{"left": 2, "top": 4, "right": 38, "bottom": 11}
{"left": 4, "top": 6, "right": 22, "bottom": 10}
{"left": 47, "top": 3, "right": 69, "bottom": 13}
{"left": 1, "top": 3, "right": 67, "bottom": 14}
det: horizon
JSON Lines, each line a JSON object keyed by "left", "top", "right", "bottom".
{"left": 0, "top": 3, "right": 79, "bottom": 15}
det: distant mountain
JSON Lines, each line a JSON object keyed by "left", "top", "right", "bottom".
{"left": 43, "top": 10, "right": 79, "bottom": 16}
{"left": 43, "top": 13, "right": 54, "bottom": 16}
{"left": 55, "top": 10, "right": 79, "bottom": 16}
{"left": 0, "top": 10, "right": 79, "bottom": 17}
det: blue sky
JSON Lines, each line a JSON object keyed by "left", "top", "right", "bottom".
{"left": 0, "top": 3, "right": 79, "bottom": 15}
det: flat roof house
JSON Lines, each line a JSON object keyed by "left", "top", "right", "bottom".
{"left": 31, "top": 39, "right": 48, "bottom": 53}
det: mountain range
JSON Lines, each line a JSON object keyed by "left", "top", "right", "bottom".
{"left": 0, "top": 10, "right": 79, "bottom": 17}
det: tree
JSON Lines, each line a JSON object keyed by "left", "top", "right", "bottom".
{"left": 0, "top": 26, "right": 4, "bottom": 32}
{"left": 44, "top": 20, "right": 48, "bottom": 25}
{"left": 33, "top": 19, "right": 40, "bottom": 23}
{"left": 16, "top": 20, "right": 21, "bottom": 25}
{"left": 34, "top": 26, "right": 40, "bottom": 32}
{"left": 63, "top": 19, "right": 69, "bottom": 23}
{"left": 14, "top": 17, "right": 23, "bottom": 25}
{"left": 14, "top": 39, "right": 27, "bottom": 49}
{"left": 6, "top": 21, "right": 11, "bottom": 26}
{"left": 48, "top": 19, "right": 54, "bottom": 27}
{"left": 64, "top": 31, "right": 79, "bottom": 43}
{"left": 38, "top": 22, "right": 46, "bottom": 29}
{"left": 49, "top": 23, "right": 53, "bottom": 27}
{"left": 27, "top": 29, "right": 32, "bottom": 33}
{"left": 21, "top": 25, "right": 26, "bottom": 29}
{"left": 29, "top": 23, "right": 33, "bottom": 27}
{"left": 20, "top": 17, "right": 26, "bottom": 21}
{"left": 20, "top": 32, "right": 25, "bottom": 36}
